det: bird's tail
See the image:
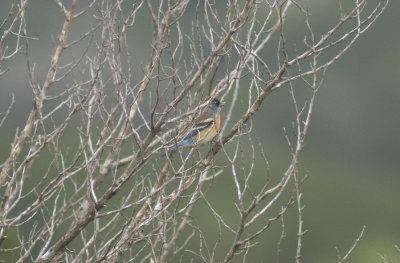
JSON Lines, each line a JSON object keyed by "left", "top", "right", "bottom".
{"left": 167, "top": 145, "right": 178, "bottom": 152}
{"left": 167, "top": 138, "right": 193, "bottom": 152}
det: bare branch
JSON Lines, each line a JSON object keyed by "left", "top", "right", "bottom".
{"left": 0, "top": 0, "right": 388, "bottom": 262}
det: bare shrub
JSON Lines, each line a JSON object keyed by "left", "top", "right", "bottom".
{"left": 0, "top": 0, "right": 388, "bottom": 262}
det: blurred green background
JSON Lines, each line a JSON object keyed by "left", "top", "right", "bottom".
{"left": 0, "top": 0, "right": 399, "bottom": 262}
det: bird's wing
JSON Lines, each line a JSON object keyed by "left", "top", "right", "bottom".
{"left": 183, "top": 117, "right": 214, "bottom": 140}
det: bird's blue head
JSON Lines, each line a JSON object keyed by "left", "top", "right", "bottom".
{"left": 208, "top": 98, "right": 221, "bottom": 112}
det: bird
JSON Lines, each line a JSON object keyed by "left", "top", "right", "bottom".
{"left": 170, "top": 98, "right": 221, "bottom": 150}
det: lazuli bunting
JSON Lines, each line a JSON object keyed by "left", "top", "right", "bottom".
{"left": 170, "top": 98, "right": 221, "bottom": 150}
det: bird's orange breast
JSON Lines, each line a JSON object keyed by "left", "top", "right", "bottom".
{"left": 214, "top": 112, "right": 221, "bottom": 132}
